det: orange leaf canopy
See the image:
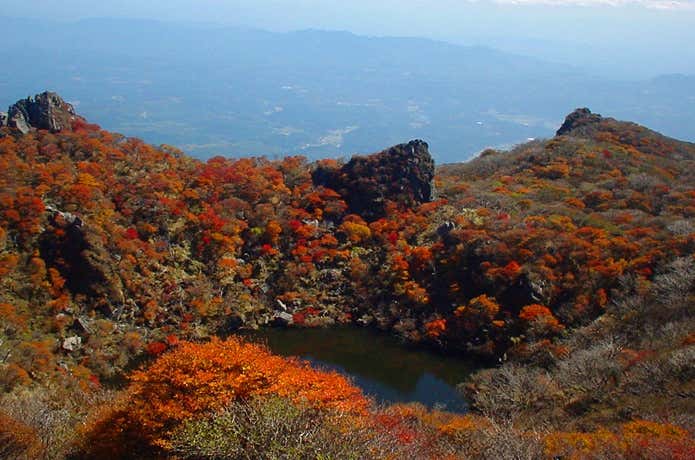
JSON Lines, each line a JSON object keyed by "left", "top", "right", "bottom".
{"left": 126, "top": 337, "right": 369, "bottom": 439}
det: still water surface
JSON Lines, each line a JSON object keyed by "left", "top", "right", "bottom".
{"left": 242, "top": 327, "right": 476, "bottom": 413}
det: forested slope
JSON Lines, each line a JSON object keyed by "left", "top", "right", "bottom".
{"left": 1, "top": 94, "right": 693, "bottom": 458}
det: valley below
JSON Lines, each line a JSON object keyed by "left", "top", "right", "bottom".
{"left": 2, "top": 18, "right": 695, "bottom": 163}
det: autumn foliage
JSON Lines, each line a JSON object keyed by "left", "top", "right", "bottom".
{"left": 77, "top": 337, "right": 368, "bottom": 456}
{"left": 545, "top": 420, "right": 695, "bottom": 460}
{"left": 0, "top": 411, "right": 40, "bottom": 459}
{"left": 1, "top": 100, "right": 694, "bottom": 458}
{"left": 1, "top": 107, "right": 693, "bottom": 387}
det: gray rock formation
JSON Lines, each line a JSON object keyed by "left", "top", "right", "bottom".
{"left": 62, "top": 336, "right": 82, "bottom": 352}
{"left": 312, "top": 140, "right": 435, "bottom": 220}
{"left": 4, "top": 91, "right": 84, "bottom": 134}
{"left": 556, "top": 108, "right": 603, "bottom": 136}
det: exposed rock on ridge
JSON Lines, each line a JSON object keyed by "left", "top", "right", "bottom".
{"left": 556, "top": 107, "right": 603, "bottom": 136}
{"left": 0, "top": 91, "right": 83, "bottom": 134}
{"left": 312, "top": 140, "right": 435, "bottom": 220}
{"left": 556, "top": 107, "right": 695, "bottom": 160}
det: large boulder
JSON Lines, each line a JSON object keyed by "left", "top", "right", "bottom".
{"left": 3, "top": 91, "right": 83, "bottom": 134}
{"left": 312, "top": 140, "right": 435, "bottom": 220}
{"left": 62, "top": 336, "right": 82, "bottom": 352}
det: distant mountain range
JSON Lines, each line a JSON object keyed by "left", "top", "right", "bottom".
{"left": 1, "top": 17, "right": 693, "bottom": 162}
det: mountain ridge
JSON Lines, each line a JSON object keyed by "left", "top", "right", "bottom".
{"left": 0, "top": 90, "right": 692, "bottom": 350}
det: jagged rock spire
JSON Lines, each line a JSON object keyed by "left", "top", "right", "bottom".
{"left": 0, "top": 91, "right": 84, "bottom": 134}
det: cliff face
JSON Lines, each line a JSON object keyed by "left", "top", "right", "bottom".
{"left": 1, "top": 91, "right": 83, "bottom": 134}
{"left": 312, "top": 139, "right": 435, "bottom": 220}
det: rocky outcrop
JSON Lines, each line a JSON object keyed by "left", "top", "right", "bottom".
{"left": 556, "top": 108, "right": 603, "bottom": 136}
{"left": 39, "top": 206, "right": 123, "bottom": 310}
{"left": 312, "top": 140, "right": 435, "bottom": 220}
{"left": 1, "top": 91, "right": 83, "bottom": 134}
{"left": 62, "top": 336, "right": 82, "bottom": 352}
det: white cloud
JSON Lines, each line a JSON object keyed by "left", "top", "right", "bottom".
{"left": 488, "top": 0, "right": 695, "bottom": 9}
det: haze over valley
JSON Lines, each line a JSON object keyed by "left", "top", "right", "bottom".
{"left": 1, "top": 16, "right": 693, "bottom": 162}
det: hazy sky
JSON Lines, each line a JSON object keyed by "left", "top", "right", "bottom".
{"left": 3, "top": 0, "right": 694, "bottom": 77}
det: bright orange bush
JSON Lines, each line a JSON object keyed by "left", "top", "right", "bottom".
{"left": 80, "top": 336, "right": 369, "bottom": 453}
